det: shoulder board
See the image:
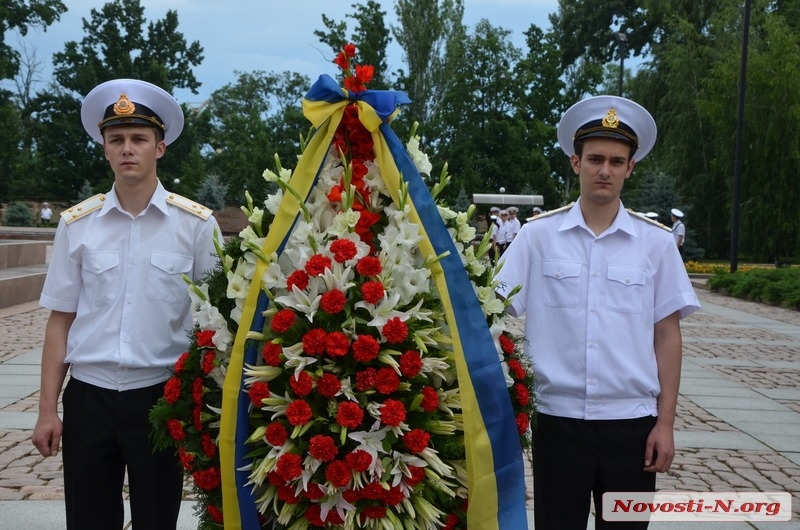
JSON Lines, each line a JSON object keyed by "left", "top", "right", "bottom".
{"left": 60, "top": 194, "right": 106, "bottom": 224}
{"left": 166, "top": 193, "right": 213, "bottom": 220}
{"left": 627, "top": 209, "right": 671, "bottom": 231}
{"left": 526, "top": 202, "right": 573, "bottom": 222}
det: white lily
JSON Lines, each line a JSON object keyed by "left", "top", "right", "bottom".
{"left": 274, "top": 284, "right": 321, "bottom": 322}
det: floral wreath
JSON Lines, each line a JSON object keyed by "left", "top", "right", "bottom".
{"left": 150, "top": 43, "right": 534, "bottom": 529}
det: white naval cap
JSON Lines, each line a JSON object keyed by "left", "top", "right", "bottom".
{"left": 81, "top": 78, "right": 184, "bottom": 145}
{"left": 671, "top": 208, "right": 684, "bottom": 218}
{"left": 557, "top": 95, "right": 657, "bottom": 162}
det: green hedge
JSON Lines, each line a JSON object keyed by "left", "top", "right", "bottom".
{"left": 708, "top": 267, "right": 800, "bottom": 309}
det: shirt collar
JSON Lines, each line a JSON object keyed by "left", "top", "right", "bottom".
{"left": 558, "top": 199, "right": 638, "bottom": 238}
{"left": 96, "top": 180, "right": 170, "bottom": 217}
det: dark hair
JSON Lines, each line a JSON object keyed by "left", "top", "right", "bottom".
{"left": 574, "top": 138, "right": 636, "bottom": 160}
{"left": 101, "top": 124, "right": 164, "bottom": 143}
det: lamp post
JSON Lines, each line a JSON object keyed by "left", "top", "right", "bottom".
{"left": 614, "top": 32, "right": 628, "bottom": 96}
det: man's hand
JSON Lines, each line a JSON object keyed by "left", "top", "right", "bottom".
{"left": 643, "top": 419, "right": 675, "bottom": 473}
{"left": 32, "top": 413, "right": 63, "bottom": 457}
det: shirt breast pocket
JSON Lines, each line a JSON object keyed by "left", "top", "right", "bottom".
{"left": 147, "top": 251, "right": 194, "bottom": 303}
{"left": 605, "top": 265, "right": 646, "bottom": 314}
{"left": 81, "top": 251, "right": 121, "bottom": 308}
{"left": 542, "top": 260, "right": 583, "bottom": 308}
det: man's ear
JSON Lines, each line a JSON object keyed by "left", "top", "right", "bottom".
{"left": 570, "top": 154, "right": 581, "bottom": 174}
{"left": 156, "top": 140, "right": 166, "bottom": 159}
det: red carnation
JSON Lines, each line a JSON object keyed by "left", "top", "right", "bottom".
{"left": 276, "top": 453, "right": 303, "bottom": 481}
{"left": 379, "top": 399, "right": 406, "bottom": 427}
{"left": 344, "top": 449, "right": 372, "bottom": 472}
{"left": 201, "top": 351, "right": 215, "bottom": 374}
{"left": 271, "top": 309, "right": 296, "bottom": 333}
{"left": 286, "top": 269, "right": 310, "bottom": 291}
{"left": 399, "top": 350, "right": 423, "bottom": 378}
{"left": 166, "top": 419, "right": 185, "bottom": 441}
{"left": 192, "top": 377, "right": 204, "bottom": 404}
{"left": 382, "top": 485, "right": 404, "bottom": 506}
{"left": 193, "top": 405, "right": 203, "bottom": 432}
{"left": 302, "top": 328, "right": 327, "bottom": 356}
{"left": 382, "top": 317, "right": 408, "bottom": 344}
{"left": 325, "top": 459, "right": 351, "bottom": 488}
{"left": 174, "top": 351, "right": 189, "bottom": 374}
{"left": 352, "top": 334, "right": 380, "bottom": 363}
{"left": 196, "top": 329, "right": 215, "bottom": 348}
{"left": 514, "top": 383, "right": 531, "bottom": 406}
{"left": 362, "top": 482, "right": 385, "bottom": 500}
{"left": 163, "top": 376, "right": 181, "bottom": 404}
{"left": 316, "top": 373, "right": 342, "bottom": 398}
{"left": 289, "top": 371, "right": 314, "bottom": 397}
{"left": 326, "top": 331, "right": 350, "bottom": 357}
{"left": 305, "top": 254, "right": 332, "bottom": 276}
{"left": 403, "top": 428, "right": 431, "bottom": 453}
{"left": 201, "top": 433, "right": 217, "bottom": 458}
{"left": 207, "top": 505, "right": 223, "bottom": 524}
{"left": 262, "top": 341, "right": 283, "bottom": 366}
{"left": 375, "top": 367, "right": 400, "bottom": 394}
{"left": 499, "top": 333, "right": 516, "bottom": 355}
{"left": 443, "top": 513, "right": 461, "bottom": 530}
{"left": 320, "top": 289, "right": 347, "bottom": 314}
{"left": 303, "top": 483, "right": 325, "bottom": 501}
{"left": 355, "top": 255, "right": 382, "bottom": 276}
{"left": 360, "top": 280, "right": 385, "bottom": 304}
{"left": 516, "top": 412, "right": 530, "bottom": 435}
{"left": 507, "top": 359, "right": 526, "bottom": 380}
{"left": 248, "top": 381, "right": 270, "bottom": 406}
{"left": 336, "top": 401, "right": 364, "bottom": 429}
{"left": 355, "top": 367, "right": 377, "bottom": 391}
{"left": 406, "top": 465, "right": 426, "bottom": 486}
{"left": 265, "top": 422, "right": 288, "bottom": 447}
{"left": 286, "top": 399, "right": 313, "bottom": 426}
{"left": 192, "top": 467, "right": 221, "bottom": 490}
{"left": 309, "top": 434, "right": 338, "bottom": 462}
{"left": 362, "top": 506, "right": 387, "bottom": 520}
{"left": 178, "top": 447, "right": 194, "bottom": 471}
{"left": 277, "top": 484, "right": 300, "bottom": 504}
{"left": 421, "top": 386, "right": 439, "bottom": 412}
{"left": 330, "top": 239, "right": 358, "bottom": 263}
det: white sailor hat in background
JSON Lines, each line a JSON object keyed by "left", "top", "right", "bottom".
{"left": 645, "top": 211, "right": 659, "bottom": 219}
{"left": 81, "top": 79, "right": 184, "bottom": 145}
{"left": 671, "top": 208, "right": 684, "bottom": 218}
{"left": 508, "top": 206, "right": 519, "bottom": 213}
{"left": 490, "top": 206, "right": 501, "bottom": 213}
{"left": 557, "top": 95, "right": 657, "bottom": 162}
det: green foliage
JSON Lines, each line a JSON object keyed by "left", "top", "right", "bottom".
{"left": 0, "top": 1, "right": 67, "bottom": 80}
{"left": 4, "top": 201, "right": 35, "bottom": 226}
{"left": 195, "top": 174, "right": 227, "bottom": 211}
{"left": 708, "top": 267, "right": 800, "bottom": 309}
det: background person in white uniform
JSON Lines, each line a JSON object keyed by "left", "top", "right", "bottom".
{"left": 32, "top": 79, "right": 221, "bottom": 529}
{"left": 497, "top": 95, "right": 700, "bottom": 529}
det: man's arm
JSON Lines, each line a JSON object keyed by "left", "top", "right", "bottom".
{"left": 32, "top": 310, "right": 75, "bottom": 457}
{"left": 644, "top": 310, "right": 682, "bottom": 473}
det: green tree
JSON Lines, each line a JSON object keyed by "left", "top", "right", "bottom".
{"left": 0, "top": 0, "right": 66, "bottom": 81}
{"left": 29, "top": 0, "right": 203, "bottom": 201}
{"left": 315, "top": 1, "right": 392, "bottom": 89}
{"left": 204, "top": 70, "right": 309, "bottom": 203}
{"left": 392, "top": 0, "right": 465, "bottom": 137}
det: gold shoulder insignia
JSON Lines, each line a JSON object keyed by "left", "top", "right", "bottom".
{"left": 166, "top": 193, "right": 213, "bottom": 220}
{"left": 627, "top": 209, "right": 671, "bottom": 231}
{"left": 526, "top": 202, "right": 574, "bottom": 222}
{"left": 60, "top": 194, "right": 106, "bottom": 224}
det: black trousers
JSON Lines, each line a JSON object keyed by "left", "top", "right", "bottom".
{"left": 533, "top": 413, "right": 657, "bottom": 530}
{"left": 62, "top": 378, "right": 183, "bottom": 530}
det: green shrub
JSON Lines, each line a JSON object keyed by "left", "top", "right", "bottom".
{"left": 709, "top": 267, "right": 800, "bottom": 310}
{"left": 4, "top": 201, "right": 35, "bottom": 226}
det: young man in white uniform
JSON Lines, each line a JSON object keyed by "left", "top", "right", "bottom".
{"left": 496, "top": 96, "right": 700, "bottom": 529}
{"left": 32, "top": 79, "right": 221, "bottom": 529}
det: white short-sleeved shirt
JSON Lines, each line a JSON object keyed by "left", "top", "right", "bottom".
{"left": 496, "top": 200, "right": 700, "bottom": 420}
{"left": 40, "top": 181, "right": 221, "bottom": 391}
{"left": 508, "top": 217, "right": 521, "bottom": 240}
{"left": 672, "top": 220, "right": 686, "bottom": 245}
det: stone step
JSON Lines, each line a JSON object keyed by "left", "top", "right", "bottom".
{"left": 0, "top": 240, "right": 48, "bottom": 268}
{"left": 0, "top": 264, "right": 47, "bottom": 309}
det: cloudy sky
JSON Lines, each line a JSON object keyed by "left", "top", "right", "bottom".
{"left": 12, "top": 0, "right": 559, "bottom": 104}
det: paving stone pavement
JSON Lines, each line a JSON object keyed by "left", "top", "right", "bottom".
{"left": 1, "top": 285, "right": 799, "bottom": 529}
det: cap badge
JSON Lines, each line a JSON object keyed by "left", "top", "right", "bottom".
{"left": 112, "top": 94, "right": 135, "bottom": 116}
{"left": 601, "top": 108, "right": 620, "bottom": 129}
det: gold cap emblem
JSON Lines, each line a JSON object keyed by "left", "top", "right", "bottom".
{"left": 112, "top": 94, "right": 135, "bottom": 116}
{"left": 601, "top": 108, "right": 620, "bottom": 128}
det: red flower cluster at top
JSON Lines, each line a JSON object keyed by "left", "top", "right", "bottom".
{"left": 326, "top": 44, "right": 382, "bottom": 248}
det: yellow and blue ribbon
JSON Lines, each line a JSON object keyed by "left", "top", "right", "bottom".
{"left": 219, "top": 74, "right": 526, "bottom": 529}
